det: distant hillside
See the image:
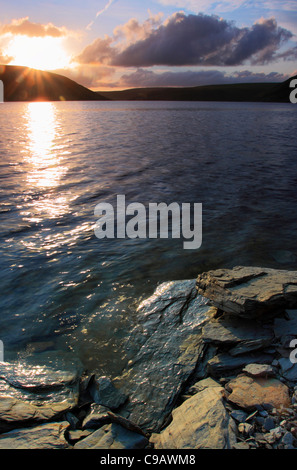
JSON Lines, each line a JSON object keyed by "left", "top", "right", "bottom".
{"left": 0, "top": 65, "right": 295, "bottom": 103}
{"left": 0, "top": 65, "right": 108, "bottom": 101}
{"left": 99, "top": 77, "right": 297, "bottom": 103}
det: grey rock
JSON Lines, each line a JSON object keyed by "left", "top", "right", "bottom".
{"left": 88, "top": 377, "right": 127, "bottom": 410}
{"left": 82, "top": 404, "right": 110, "bottom": 429}
{"left": 117, "top": 280, "right": 213, "bottom": 433}
{"left": 282, "top": 431, "right": 294, "bottom": 446}
{"left": 274, "top": 317, "right": 297, "bottom": 343}
{"left": 278, "top": 358, "right": 297, "bottom": 382}
{"left": 197, "top": 266, "right": 297, "bottom": 318}
{"left": 65, "top": 412, "right": 80, "bottom": 430}
{"left": 263, "top": 417, "right": 275, "bottom": 431}
{"left": 230, "top": 410, "right": 248, "bottom": 423}
{"left": 207, "top": 353, "right": 273, "bottom": 377}
{"left": 202, "top": 316, "right": 273, "bottom": 355}
{"left": 242, "top": 364, "right": 275, "bottom": 378}
{"left": 74, "top": 423, "right": 148, "bottom": 449}
{"left": 150, "top": 385, "right": 237, "bottom": 449}
{"left": 0, "top": 422, "right": 70, "bottom": 449}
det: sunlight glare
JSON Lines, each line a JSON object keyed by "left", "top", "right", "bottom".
{"left": 7, "top": 35, "right": 70, "bottom": 70}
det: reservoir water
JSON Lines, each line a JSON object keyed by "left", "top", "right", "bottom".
{"left": 0, "top": 100, "right": 296, "bottom": 375}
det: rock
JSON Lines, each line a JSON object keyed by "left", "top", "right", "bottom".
{"left": 150, "top": 385, "right": 237, "bottom": 449}
{"left": 263, "top": 417, "right": 275, "bottom": 432}
{"left": 82, "top": 404, "right": 110, "bottom": 429}
{"left": 207, "top": 353, "right": 273, "bottom": 377}
{"left": 187, "top": 377, "right": 221, "bottom": 395}
{"left": 274, "top": 316, "right": 297, "bottom": 345}
{"left": 65, "top": 412, "right": 80, "bottom": 430}
{"left": 67, "top": 429, "right": 93, "bottom": 444}
{"left": 117, "top": 280, "right": 213, "bottom": 433}
{"left": 233, "top": 442, "right": 250, "bottom": 449}
{"left": 238, "top": 423, "right": 254, "bottom": 436}
{"left": 202, "top": 315, "right": 273, "bottom": 354}
{"left": 242, "top": 364, "right": 275, "bottom": 378}
{"left": 74, "top": 423, "right": 148, "bottom": 449}
{"left": 282, "top": 431, "right": 294, "bottom": 446}
{"left": 0, "top": 360, "right": 80, "bottom": 432}
{"left": 88, "top": 377, "right": 127, "bottom": 410}
{"left": 230, "top": 410, "right": 248, "bottom": 423}
{"left": 0, "top": 422, "right": 70, "bottom": 449}
{"left": 226, "top": 375, "right": 291, "bottom": 411}
{"left": 278, "top": 358, "right": 297, "bottom": 382}
{"left": 196, "top": 266, "right": 297, "bottom": 318}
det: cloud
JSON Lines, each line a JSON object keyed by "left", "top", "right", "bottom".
{"left": 112, "top": 13, "right": 293, "bottom": 67}
{"left": 1, "top": 17, "right": 68, "bottom": 38}
{"left": 76, "top": 36, "right": 116, "bottom": 65}
{"left": 87, "top": 0, "right": 116, "bottom": 30}
{"left": 118, "top": 68, "right": 289, "bottom": 88}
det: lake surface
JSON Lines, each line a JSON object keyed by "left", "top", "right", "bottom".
{"left": 0, "top": 100, "right": 296, "bottom": 375}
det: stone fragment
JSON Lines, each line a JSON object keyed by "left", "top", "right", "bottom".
{"left": 242, "top": 363, "right": 275, "bottom": 378}
{"left": 0, "top": 422, "right": 70, "bottom": 449}
{"left": 226, "top": 375, "right": 291, "bottom": 411}
{"left": 207, "top": 353, "right": 273, "bottom": 377}
{"left": 230, "top": 410, "right": 248, "bottom": 423}
{"left": 74, "top": 423, "right": 148, "bottom": 449}
{"left": 88, "top": 376, "right": 127, "bottom": 410}
{"left": 202, "top": 316, "right": 273, "bottom": 353}
{"left": 238, "top": 423, "right": 254, "bottom": 437}
{"left": 150, "top": 386, "right": 237, "bottom": 449}
{"left": 82, "top": 404, "right": 110, "bottom": 429}
{"left": 197, "top": 266, "right": 297, "bottom": 318}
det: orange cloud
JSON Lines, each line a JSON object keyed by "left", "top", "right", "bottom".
{"left": 1, "top": 17, "right": 68, "bottom": 38}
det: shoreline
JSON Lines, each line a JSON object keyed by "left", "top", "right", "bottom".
{"left": 1, "top": 265, "right": 297, "bottom": 449}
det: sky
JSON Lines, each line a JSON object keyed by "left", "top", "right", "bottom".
{"left": 0, "top": 0, "right": 296, "bottom": 90}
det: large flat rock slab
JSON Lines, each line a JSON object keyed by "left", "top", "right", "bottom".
{"left": 151, "top": 382, "right": 236, "bottom": 449}
{"left": 117, "top": 280, "right": 213, "bottom": 433}
{"left": 197, "top": 266, "right": 297, "bottom": 318}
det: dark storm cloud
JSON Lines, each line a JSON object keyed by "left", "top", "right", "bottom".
{"left": 111, "top": 13, "right": 292, "bottom": 67}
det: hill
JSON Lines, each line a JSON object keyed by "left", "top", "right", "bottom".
{"left": 0, "top": 65, "right": 295, "bottom": 103}
{"left": 0, "top": 65, "right": 108, "bottom": 101}
{"left": 98, "top": 77, "right": 296, "bottom": 103}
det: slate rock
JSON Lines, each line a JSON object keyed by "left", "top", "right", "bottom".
{"left": 207, "top": 353, "right": 273, "bottom": 377}
{"left": 82, "top": 404, "right": 110, "bottom": 429}
{"left": 0, "top": 422, "right": 70, "bottom": 449}
{"left": 242, "top": 364, "right": 275, "bottom": 378}
{"left": 202, "top": 316, "right": 273, "bottom": 353}
{"left": 197, "top": 266, "right": 297, "bottom": 318}
{"left": 74, "top": 423, "right": 148, "bottom": 449}
{"left": 150, "top": 384, "right": 237, "bottom": 449}
{"left": 278, "top": 358, "right": 297, "bottom": 382}
{"left": 0, "top": 360, "right": 80, "bottom": 432}
{"left": 117, "top": 280, "right": 213, "bottom": 433}
{"left": 88, "top": 376, "right": 127, "bottom": 410}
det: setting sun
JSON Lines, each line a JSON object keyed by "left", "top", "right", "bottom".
{"left": 6, "top": 35, "right": 71, "bottom": 70}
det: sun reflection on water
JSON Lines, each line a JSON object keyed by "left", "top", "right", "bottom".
{"left": 23, "top": 102, "right": 70, "bottom": 221}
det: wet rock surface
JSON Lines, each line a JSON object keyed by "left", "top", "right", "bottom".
{"left": 1, "top": 266, "right": 297, "bottom": 449}
{"left": 197, "top": 266, "right": 297, "bottom": 318}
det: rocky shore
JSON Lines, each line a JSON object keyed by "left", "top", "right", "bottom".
{"left": 1, "top": 266, "right": 297, "bottom": 449}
